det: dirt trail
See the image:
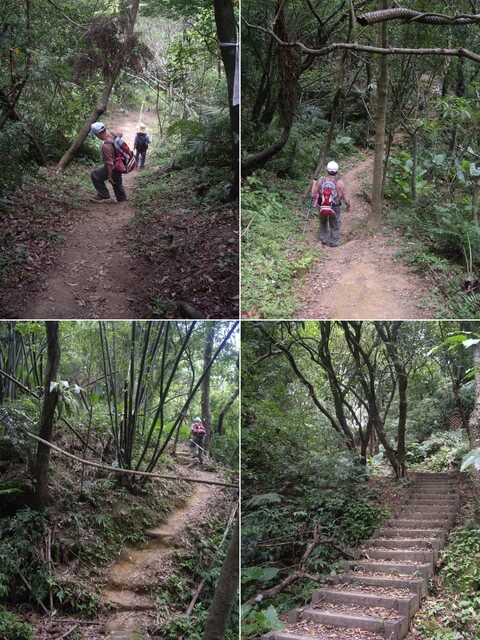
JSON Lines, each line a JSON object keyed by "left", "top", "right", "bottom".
{"left": 23, "top": 112, "right": 155, "bottom": 319}
{"left": 297, "top": 152, "right": 433, "bottom": 319}
{"left": 101, "top": 449, "right": 228, "bottom": 637}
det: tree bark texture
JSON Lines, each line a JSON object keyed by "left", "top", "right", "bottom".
{"left": 369, "top": 0, "right": 389, "bottom": 228}
{"left": 213, "top": 0, "right": 239, "bottom": 201}
{"left": 33, "top": 321, "right": 61, "bottom": 509}
{"left": 202, "top": 323, "right": 215, "bottom": 450}
{"left": 202, "top": 522, "right": 239, "bottom": 640}
{"left": 56, "top": 0, "right": 140, "bottom": 172}
{"left": 468, "top": 342, "right": 480, "bottom": 511}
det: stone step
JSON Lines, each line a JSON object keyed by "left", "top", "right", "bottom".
{"left": 386, "top": 518, "right": 451, "bottom": 528}
{"left": 262, "top": 633, "right": 333, "bottom": 640}
{"left": 144, "top": 528, "right": 174, "bottom": 541}
{"left": 311, "top": 587, "right": 419, "bottom": 617}
{"left": 406, "top": 499, "right": 457, "bottom": 506}
{"left": 397, "top": 513, "right": 455, "bottom": 526}
{"left": 362, "top": 548, "right": 435, "bottom": 564}
{"left": 288, "top": 607, "right": 406, "bottom": 639}
{"left": 375, "top": 528, "right": 445, "bottom": 539}
{"left": 400, "top": 505, "right": 456, "bottom": 513}
{"left": 102, "top": 589, "right": 155, "bottom": 611}
{"left": 336, "top": 573, "right": 427, "bottom": 598}
{"left": 346, "top": 560, "right": 432, "bottom": 579}
{"left": 369, "top": 538, "right": 443, "bottom": 551}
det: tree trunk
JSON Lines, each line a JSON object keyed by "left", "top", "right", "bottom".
{"left": 33, "top": 322, "right": 61, "bottom": 509}
{"left": 411, "top": 130, "right": 418, "bottom": 203}
{"left": 472, "top": 176, "right": 480, "bottom": 226}
{"left": 56, "top": 0, "right": 140, "bottom": 172}
{"left": 468, "top": 341, "right": 480, "bottom": 511}
{"left": 216, "top": 387, "right": 239, "bottom": 435}
{"left": 0, "top": 86, "right": 47, "bottom": 166}
{"left": 202, "top": 521, "right": 239, "bottom": 640}
{"left": 202, "top": 324, "right": 215, "bottom": 450}
{"left": 213, "top": 0, "right": 239, "bottom": 201}
{"left": 369, "top": 0, "right": 389, "bottom": 229}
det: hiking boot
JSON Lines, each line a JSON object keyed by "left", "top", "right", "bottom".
{"left": 92, "top": 195, "right": 112, "bottom": 202}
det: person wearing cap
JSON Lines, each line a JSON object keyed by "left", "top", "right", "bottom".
{"left": 90, "top": 121, "right": 128, "bottom": 203}
{"left": 311, "top": 161, "right": 351, "bottom": 247}
{"left": 134, "top": 123, "right": 152, "bottom": 169}
{"left": 189, "top": 417, "right": 206, "bottom": 464}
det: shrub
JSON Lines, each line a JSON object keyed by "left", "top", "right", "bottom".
{"left": 0, "top": 607, "right": 36, "bottom": 640}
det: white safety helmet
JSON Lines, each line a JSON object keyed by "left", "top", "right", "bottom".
{"left": 91, "top": 122, "right": 106, "bottom": 135}
{"left": 194, "top": 417, "right": 201, "bottom": 422}
{"left": 327, "top": 160, "right": 339, "bottom": 174}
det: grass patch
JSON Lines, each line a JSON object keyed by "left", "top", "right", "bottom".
{"left": 241, "top": 173, "right": 320, "bottom": 318}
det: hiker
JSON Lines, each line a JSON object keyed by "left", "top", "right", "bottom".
{"left": 190, "top": 417, "right": 206, "bottom": 464}
{"left": 134, "top": 122, "right": 152, "bottom": 169}
{"left": 311, "top": 160, "right": 351, "bottom": 247}
{"left": 90, "top": 121, "right": 128, "bottom": 203}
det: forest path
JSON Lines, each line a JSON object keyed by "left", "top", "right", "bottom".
{"left": 296, "top": 151, "right": 433, "bottom": 319}
{"left": 264, "top": 472, "right": 460, "bottom": 640}
{"left": 23, "top": 112, "right": 156, "bottom": 319}
{"left": 101, "top": 446, "right": 228, "bottom": 638}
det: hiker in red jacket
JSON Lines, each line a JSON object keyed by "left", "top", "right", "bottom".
{"left": 190, "top": 417, "right": 206, "bottom": 464}
{"left": 311, "top": 161, "right": 351, "bottom": 247}
{"left": 90, "top": 121, "right": 128, "bottom": 203}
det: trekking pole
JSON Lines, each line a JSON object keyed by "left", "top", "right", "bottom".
{"left": 189, "top": 438, "right": 206, "bottom": 453}
{"left": 302, "top": 195, "right": 314, "bottom": 234}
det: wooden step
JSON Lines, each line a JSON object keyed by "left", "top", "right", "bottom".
{"left": 311, "top": 587, "right": 419, "bottom": 617}
{"left": 346, "top": 560, "right": 433, "bottom": 579}
{"left": 288, "top": 606, "right": 406, "bottom": 639}
{"left": 336, "top": 572, "right": 427, "bottom": 598}
{"left": 361, "top": 548, "right": 435, "bottom": 564}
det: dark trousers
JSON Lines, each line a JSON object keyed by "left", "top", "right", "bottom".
{"left": 135, "top": 150, "right": 147, "bottom": 169}
{"left": 319, "top": 205, "right": 341, "bottom": 246}
{"left": 190, "top": 434, "right": 205, "bottom": 463}
{"left": 91, "top": 166, "right": 127, "bottom": 202}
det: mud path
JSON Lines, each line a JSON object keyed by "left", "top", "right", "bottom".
{"left": 101, "top": 450, "right": 228, "bottom": 637}
{"left": 297, "top": 152, "right": 433, "bottom": 319}
{"left": 23, "top": 112, "right": 155, "bottom": 319}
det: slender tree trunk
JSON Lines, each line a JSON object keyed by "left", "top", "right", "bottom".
{"left": 216, "top": 388, "right": 239, "bottom": 435}
{"left": 472, "top": 176, "right": 480, "bottom": 226}
{"left": 56, "top": 0, "right": 140, "bottom": 172}
{"left": 202, "top": 521, "right": 239, "bottom": 640}
{"left": 0, "top": 86, "right": 47, "bottom": 166}
{"left": 33, "top": 322, "right": 61, "bottom": 509}
{"left": 411, "top": 130, "right": 418, "bottom": 203}
{"left": 468, "top": 342, "right": 480, "bottom": 513}
{"left": 213, "top": 0, "right": 239, "bottom": 201}
{"left": 202, "top": 324, "right": 215, "bottom": 450}
{"left": 369, "top": 0, "right": 389, "bottom": 228}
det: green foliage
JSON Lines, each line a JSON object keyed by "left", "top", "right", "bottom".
{"left": 241, "top": 174, "right": 319, "bottom": 317}
{"left": 0, "top": 607, "right": 36, "bottom": 640}
{"left": 415, "top": 524, "right": 480, "bottom": 640}
{"left": 442, "top": 525, "right": 480, "bottom": 595}
{"left": 241, "top": 603, "right": 284, "bottom": 637}
{"left": 406, "top": 431, "right": 469, "bottom": 471}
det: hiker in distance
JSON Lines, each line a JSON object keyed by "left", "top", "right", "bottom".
{"left": 312, "top": 160, "right": 351, "bottom": 247}
{"left": 134, "top": 122, "right": 152, "bottom": 169}
{"left": 90, "top": 121, "right": 128, "bottom": 203}
{"left": 190, "top": 417, "right": 207, "bottom": 465}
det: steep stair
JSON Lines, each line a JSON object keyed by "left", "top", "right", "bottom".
{"left": 262, "top": 472, "right": 460, "bottom": 640}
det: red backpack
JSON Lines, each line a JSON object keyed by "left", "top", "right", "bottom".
{"left": 316, "top": 177, "right": 338, "bottom": 216}
{"left": 193, "top": 421, "right": 206, "bottom": 436}
{"left": 105, "top": 138, "right": 137, "bottom": 173}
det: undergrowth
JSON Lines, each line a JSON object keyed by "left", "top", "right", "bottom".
{"left": 413, "top": 520, "right": 480, "bottom": 640}
{"left": 241, "top": 172, "right": 319, "bottom": 318}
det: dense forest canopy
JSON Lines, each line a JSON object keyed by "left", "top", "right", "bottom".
{"left": 0, "top": 320, "right": 239, "bottom": 639}
{"left": 241, "top": 320, "right": 480, "bottom": 639}
{"left": 1, "top": 0, "right": 238, "bottom": 194}
{"left": 241, "top": 1, "right": 480, "bottom": 318}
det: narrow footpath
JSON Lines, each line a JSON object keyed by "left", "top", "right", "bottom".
{"left": 23, "top": 113, "right": 155, "bottom": 319}
{"left": 297, "top": 153, "right": 434, "bottom": 319}
{"left": 263, "top": 472, "right": 460, "bottom": 640}
{"left": 101, "top": 448, "right": 226, "bottom": 638}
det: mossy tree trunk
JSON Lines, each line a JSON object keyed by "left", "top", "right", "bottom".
{"left": 33, "top": 322, "right": 60, "bottom": 510}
